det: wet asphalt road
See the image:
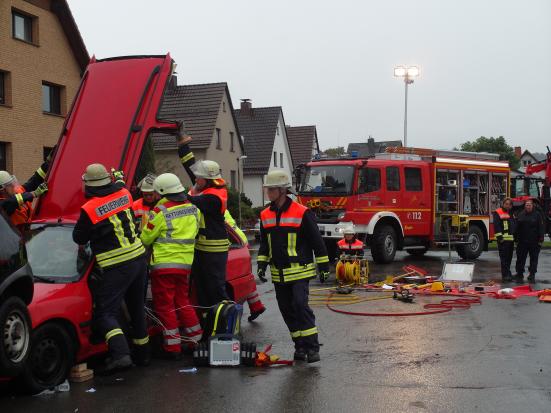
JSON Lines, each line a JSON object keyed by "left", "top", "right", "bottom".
{"left": 2, "top": 249, "right": 551, "bottom": 413}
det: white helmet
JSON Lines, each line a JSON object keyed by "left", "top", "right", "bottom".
{"left": 0, "top": 171, "right": 16, "bottom": 190}
{"left": 82, "top": 163, "right": 111, "bottom": 187}
{"left": 190, "top": 160, "right": 222, "bottom": 180}
{"left": 153, "top": 173, "right": 185, "bottom": 195}
{"left": 138, "top": 173, "right": 157, "bottom": 193}
{"left": 263, "top": 169, "right": 295, "bottom": 194}
{"left": 343, "top": 226, "right": 355, "bottom": 235}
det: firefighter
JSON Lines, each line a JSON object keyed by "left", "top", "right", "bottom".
{"left": 0, "top": 162, "right": 50, "bottom": 230}
{"left": 177, "top": 134, "right": 230, "bottom": 307}
{"left": 258, "top": 170, "right": 330, "bottom": 363}
{"left": 140, "top": 173, "right": 203, "bottom": 359}
{"left": 337, "top": 226, "right": 364, "bottom": 256}
{"left": 73, "top": 163, "right": 149, "bottom": 374}
{"left": 515, "top": 199, "right": 545, "bottom": 283}
{"left": 224, "top": 209, "right": 267, "bottom": 322}
{"left": 493, "top": 197, "right": 515, "bottom": 282}
{"left": 132, "top": 173, "right": 159, "bottom": 231}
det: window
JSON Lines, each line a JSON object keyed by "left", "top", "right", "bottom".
{"left": 222, "top": 101, "right": 226, "bottom": 112}
{"left": 230, "top": 132, "right": 235, "bottom": 152}
{"left": 0, "top": 72, "right": 5, "bottom": 105}
{"left": 405, "top": 167, "right": 422, "bottom": 191}
{"left": 12, "top": 11, "right": 33, "bottom": 43}
{"left": 386, "top": 166, "right": 400, "bottom": 191}
{"left": 216, "top": 128, "right": 221, "bottom": 149}
{"left": 359, "top": 168, "right": 381, "bottom": 194}
{"left": 280, "top": 153, "right": 284, "bottom": 168}
{"left": 43, "top": 147, "right": 54, "bottom": 162}
{"left": 230, "top": 170, "right": 237, "bottom": 189}
{"left": 0, "top": 142, "right": 7, "bottom": 170}
{"left": 276, "top": 125, "right": 280, "bottom": 135}
{"left": 42, "top": 83, "right": 62, "bottom": 114}
{"left": 273, "top": 151, "right": 277, "bottom": 167}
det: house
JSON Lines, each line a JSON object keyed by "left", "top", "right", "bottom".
{"left": 514, "top": 146, "right": 546, "bottom": 178}
{"left": 285, "top": 125, "right": 320, "bottom": 167}
{"left": 347, "top": 137, "right": 402, "bottom": 157}
{"left": 234, "top": 100, "right": 294, "bottom": 207}
{"left": 152, "top": 82, "right": 244, "bottom": 190}
{"left": 0, "top": 0, "right": 88, "bottom": 178}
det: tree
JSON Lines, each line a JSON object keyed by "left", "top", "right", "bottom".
{"left": 323, "top": 146, "right": 345, "bottom": 157}
{"left": 226, "top": 187, "right": 256, "bottom": 227}
{"left": 456, "top": 136, "right": 520, "bottom": 170}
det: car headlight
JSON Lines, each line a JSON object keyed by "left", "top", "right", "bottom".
{"left": 337, "top": 212, "right": 346, "bottom": 220}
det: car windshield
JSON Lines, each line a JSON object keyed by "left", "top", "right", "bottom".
{"left": 25, "top": 224, "right": 91, "bottom": 282}
{"left": 299, "top": 165, "right": 355, "bottom": 195}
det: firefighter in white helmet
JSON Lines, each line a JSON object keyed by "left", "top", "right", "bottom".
{"left": 140, "top": 173, "right": 203, "bottom": 359}
{"left": 73, "top": 163, "right": 149, "bottom": 374}
{"left": 132, "top": 173, "right": 159, "bottom": 231}
{"left": 258, "top": 169, "right": 329, "bottom": 363}
{"left": 337, "top": 225, "right": 364, "bottom": 256}
{"left": 177, "top": 132, "right": 230, "bottom": 307}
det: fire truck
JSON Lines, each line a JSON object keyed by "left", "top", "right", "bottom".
{"left": 295, "top": 147, "right": 510, "bottom": 263}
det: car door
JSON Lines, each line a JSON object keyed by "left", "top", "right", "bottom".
{"left": 401, "top": 164, "right": 431, "bottom": 235}
{"left": 358, "top": 165, "right": 385, "bottom": 209}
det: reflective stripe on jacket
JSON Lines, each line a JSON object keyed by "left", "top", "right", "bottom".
{"left": 81, "top": 188, "right": 145, "bottom": 269}
{"left": 9, "top": 185, "right": 32, "bottom": 227}
{"left": 224, "top": 210, "right": 248, "bottom": 244}
{"left": 259, "top": 197, "right": 329, "bottom": 283}
{"left": 493, "top": 208, "right": 515, "bottom": 242}
{"left": 140, "top": 198, "right": 200, "bottom": 273}
{"left": 337, "top": 238, "right": 365, "bottom": 251}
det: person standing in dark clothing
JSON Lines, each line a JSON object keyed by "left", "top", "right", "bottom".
{"left": 515, "top": 199, "right": 545, "bottom": 283}
{"left": 493, "top": 197, "right": 515, "bottom": 282}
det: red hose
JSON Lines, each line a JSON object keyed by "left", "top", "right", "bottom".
{"left": 326, "top": 292, "right": 481, "bottom": 317}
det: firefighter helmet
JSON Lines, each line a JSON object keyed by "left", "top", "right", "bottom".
{"left": 0, "top": 171, "right": 16, "bottom": 190}
{"left": 82, "top": 163, "right": 111, "bottom": 187}
{"left": 138, "top": 173, "right": 157, "bottom": 193}
{"left": 263, "top": 169, "right": 295, "bottom": 193}
{"left": 190, "top": 160, "right": 222, "bottom": 180}
{"left": 153, "top": 173, "right": 185, "bottom": 195}
{"left": 343, "top": 226, "right": 355, "bottom": 235}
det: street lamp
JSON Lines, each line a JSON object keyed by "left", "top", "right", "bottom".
{"left": 394, "top": 65, "right": 420, "bottom": 147}
{"left": 238, "top": 155, "right": 247, "bottom": 227}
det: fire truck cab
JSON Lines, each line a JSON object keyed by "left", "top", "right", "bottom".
{"left": 296, "top": 148, "right": 510, "bottom": 263}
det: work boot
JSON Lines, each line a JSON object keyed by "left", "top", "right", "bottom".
{"left": 97, "top": 355, "right": 133, "bottom": 376}
{"left": 132, "top": 344, "right": 151, "bottom": 367}
{"left": 248, "top": 306, "right": 266, "bottom": 322}
{"left": 502, "top": 275, "right": 513, "bottom": 283}
{"left": 307, "top": 350, "right": 320, "bottom": 364}
{"left": 514, "top": 274, "right": 524, "bottom": 284}
{"left": 293, "top": 349, "right": 307, "bottom": 361}
{"left": 527, "top": 274, "right": 536, "bottom": 284}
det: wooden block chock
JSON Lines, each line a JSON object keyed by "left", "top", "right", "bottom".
{"left": 70, "top": 363, "right": 94, "bottom": 383}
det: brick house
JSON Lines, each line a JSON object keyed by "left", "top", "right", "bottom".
{"left": 0, "top": 0, "right": 88, "bottom": 179}
{"left": 152, "top": 82, "right": 244, "bottom": 189}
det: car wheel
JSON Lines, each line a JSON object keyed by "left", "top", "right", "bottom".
{"left": 371, "top": 225, "right": 397, "bottom": 264}
{"left": 456, "top": 225, "right": 484, "bottom": 260}
{"left": 18, "top": 323, "right": 75, "bottom": 395}
{"left": 0, "top": 296, "right": 31, "bottom": 376}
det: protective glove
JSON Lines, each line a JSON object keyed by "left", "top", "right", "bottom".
{"left": 111, "top": 168, "right": 125, "bottom": 183}
{"left": 318, "top": 262, "right": 330, "bottom": 283}
{"left": 257, "top": 263, "right": 268, "bottom": 283}
{"left": 33, "top": 182, "right": 48, "bottom": 197}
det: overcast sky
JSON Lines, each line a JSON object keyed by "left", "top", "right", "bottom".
{"left": 70, "top": 0, "right": 551, "bottom": 153}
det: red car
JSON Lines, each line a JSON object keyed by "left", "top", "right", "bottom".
{"left": 1, "top": 55, "right": 256, "bottom": 394}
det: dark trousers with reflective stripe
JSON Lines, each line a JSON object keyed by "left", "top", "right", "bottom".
{"left": 192, "top": 250, "right": 229, "bottom": 307}
{"left": 516, "top": 242, "right": 541, "bottom": 277}
{"left": 274, "top": 280, "right": 319, "bottom": 352}
{"left": 95, "top": 256, "right": 148, "bottom": 359}
{"left": 497, "top": 241, "right": 514, "bottom": 279}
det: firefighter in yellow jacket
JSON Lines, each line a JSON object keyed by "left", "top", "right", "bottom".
{"left": 258, "top": 170, "right": 329, "bottom": 363}
{"left": 140, "top": 173, "right": 203, "bottom": 359}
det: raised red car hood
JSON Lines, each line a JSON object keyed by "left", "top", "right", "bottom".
{"left": 34, "top": 55, "right": 178, "bottom": 221}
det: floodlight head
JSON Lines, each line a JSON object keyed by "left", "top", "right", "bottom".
{"left": 394, "top": 66, "right": 406, "bottom": 77}
{"left": 407, "top": 66, "right": 420, "bottom": 77}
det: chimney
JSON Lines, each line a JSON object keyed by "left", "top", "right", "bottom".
{"left": 367, "top": 136, "right": 375, "bottom": 144}
{"left": 168, "top": 75, "right": 177, "bottom": 91}
{"left": 514, "top": 146, "right": 522, "bottom": 158}
{"left": 240, "top": 99, "right": 252, "bottom": 116}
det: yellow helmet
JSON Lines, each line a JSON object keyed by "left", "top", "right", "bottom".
{"left": 82, "top": 163, "right": 111, "bottom": 187}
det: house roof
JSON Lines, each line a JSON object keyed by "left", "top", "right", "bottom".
{"left": 347, "top": 138, "right": 402, "bottom": 157}
{"left": 521, "top": 150, "right": 546, "bottom": 162}
{"left": 234, "top": 106, "right": 282, "bottom": 175}
{"left": 286, "top": 125, "right": 319, "bottom": 167}
{"left": 51, "top": 0, "right": 89, "bottom": 72}
{"left": 152, "top": 82, "right": 244, "bottom": 152}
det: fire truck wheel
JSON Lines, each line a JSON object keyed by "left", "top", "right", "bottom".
{"left": 18, "top": 322, "right": 75, "bottom": 395}
{"left": 371, "top": 225, "right": 397, "bottom": 264}
{"left": 456, "top": 225, "right": 484, "bottom": 260}
{"left": 0, "top": 296, "right": 31, "bottom": 376}
{"left": 406, "top": 248, "right": 428, "bottom": 257}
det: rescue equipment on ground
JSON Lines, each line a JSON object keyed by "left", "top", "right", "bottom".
{"left": 335, "top": 256, "right": 369, "bottom": 285}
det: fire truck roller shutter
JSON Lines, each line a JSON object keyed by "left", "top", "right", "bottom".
{"left": 366, "top": 212, "right": 404, "bottom": 236}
